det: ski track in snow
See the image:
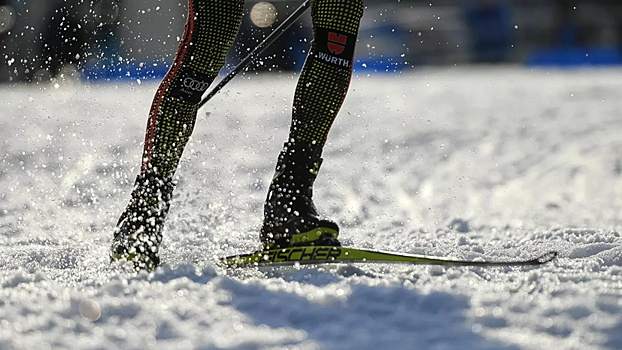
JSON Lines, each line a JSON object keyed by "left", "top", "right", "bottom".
{"left": 1, "top": 67, "right": 622, "bottom": 349}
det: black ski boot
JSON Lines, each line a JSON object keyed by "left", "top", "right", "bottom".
{"left": 110, "top": 171, "right": 174, "bottom": 271}
{"left": 261, "top": 142, "right": 340, "bottom": 249}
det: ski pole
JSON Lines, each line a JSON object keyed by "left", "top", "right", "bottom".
{"left": 198, "top": 0, "right": 311, "bottom": 109}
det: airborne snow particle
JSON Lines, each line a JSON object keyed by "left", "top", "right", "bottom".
{"left": 78, "top": 299, "right": 102, "bottom": 322}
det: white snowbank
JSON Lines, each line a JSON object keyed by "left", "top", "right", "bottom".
{"left": 1, "top": 67, "right": 621, "bottom": 349}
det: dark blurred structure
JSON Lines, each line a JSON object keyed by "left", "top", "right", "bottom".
{"left": 40, "top": 1, "right": 89, "bottom": 79}
{"left": 356, "top": 0, "right": 622, "bottom": 71}
{"left": 554, "top": 1, "right": 582, "bottom": 47}
{"left": 463, "top": 0, "right": 514, "bottom": 63}
{"left": 1, "top": 0, "right": 622, "bottom": 83}
{"left": 0, "top": 0, "right": 17, "bottom": 81}
{"left": 0, "top": 0, "right": 122, "bottom": 82}
{"left": 526, "top": 0, "right": 622, "bottom": 66}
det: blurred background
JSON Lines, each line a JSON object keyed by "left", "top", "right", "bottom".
{"left": 1, "top": 0, "right": 621, "bottom": 83}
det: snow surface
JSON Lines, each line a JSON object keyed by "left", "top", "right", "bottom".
{"left": 1, "top": 67, "right": 622, "bottom": 349}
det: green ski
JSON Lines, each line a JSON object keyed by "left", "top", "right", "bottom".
{"left": 222, "top": 246, "right": 558, "bottom": 267}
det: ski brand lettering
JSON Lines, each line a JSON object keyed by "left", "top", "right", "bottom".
{"left": 267, "top": 246, "right": 342, "bottom": 262}
{"left": 327, "top": 32, "right": 348, "bottom": 55}
{"left": 317, "top": 51, "right": 350, "bottom": 67}
{"left": 182, "top": 77, "right": 210, "bottom": 92}
{"left": 224, "top": 247, "right": 558, "bottom": 267}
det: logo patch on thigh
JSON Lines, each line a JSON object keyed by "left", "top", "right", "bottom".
{"left": 314, "top": 27, "right": 357, "bottom": 68}
{"left": 169, "top": 67, "right": 214, "bottom": 104}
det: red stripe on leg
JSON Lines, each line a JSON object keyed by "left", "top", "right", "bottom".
{"left": 141, "top": 3, "right": 196, "bottom": 172}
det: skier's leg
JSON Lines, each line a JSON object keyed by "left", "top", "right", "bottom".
{"left": 261, "top": 0, "right": 365, "bottom": 248}
{"left": 111, "top": 0, "right": 244, "bottom": 270}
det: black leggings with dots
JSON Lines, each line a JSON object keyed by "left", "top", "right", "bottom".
{"left": 141, "top": 0, "right": 365, "bottom": 180}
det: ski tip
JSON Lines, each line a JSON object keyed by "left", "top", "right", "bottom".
{"left": 536, "top": 251, "right": 558, "bottom": 264}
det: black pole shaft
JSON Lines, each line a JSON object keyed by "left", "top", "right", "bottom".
{"left": 198, "top": 0, "right": 311, "bottom": 109}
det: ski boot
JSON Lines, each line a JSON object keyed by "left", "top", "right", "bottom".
{"left": 260, "top": 142, "right": 340, "bottom": 249}
{"left": 110, "top": 171, "right": 174, "bottom": 271}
